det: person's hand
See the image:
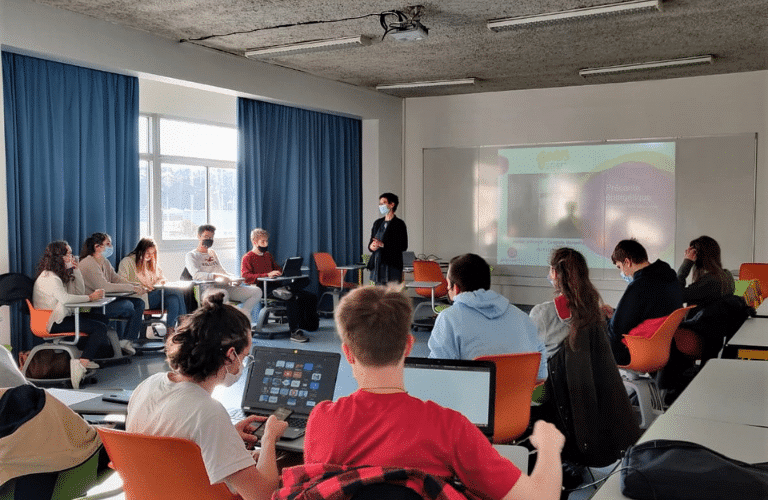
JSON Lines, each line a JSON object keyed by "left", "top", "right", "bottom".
{"left": 145, "top": 284, "right": 155, "bottom": 292}
{"left": 89, "top": 289, "right": 105, "bottom": 301}
{"left": 601, "top": 304, "right": 614, "bottom": 319}
{"left": 236, "top": 414, "right": 265, "bottom": 449}
{"left": 268, "top": 270, "right": 282, "bottom": 278}
{"left": 684, "top": 246, "right": 697, "bottom": 261}
{"left": 260, "top": 415, "right": 288, "bottom": 445}
{"left": 133, "top": 286, "right": 145, "bottom": 295}
{"left": 529, "top": 420, "right": 564, "bottom": 455}
{"left": 214, "top": 274, "right": 231, "bottom": 285}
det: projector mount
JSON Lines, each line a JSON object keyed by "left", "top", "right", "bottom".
{"left": 380, "top": 5, "right": 428, "bottom": 41}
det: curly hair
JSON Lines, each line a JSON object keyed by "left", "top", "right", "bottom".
{"left": 130, "top": 238, "right": 157, "bottom": 274}
{"left": 550, "top": 247, "right": 604, "bottom": 350}
{"left": 80, "top": 232, "right": 110, "bottom": 259}
{"left": 165, "top": 292, "right": 251, "bottom": 382}
{"left": 37, "top": 241, "right": 74, "bottom": 283}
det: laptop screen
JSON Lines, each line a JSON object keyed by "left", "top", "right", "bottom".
{"left": 242, "top": 347, "right": 340, "bottom": 416}
{"left": 282, "top": 256, "right": 303, "bottom": 277}
{"left": 403, "top": 357, "right": 495, "bottom": 437}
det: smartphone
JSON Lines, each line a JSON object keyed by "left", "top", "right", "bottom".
{"left": 252, "top": 407, "right": 293, "bottom": 439}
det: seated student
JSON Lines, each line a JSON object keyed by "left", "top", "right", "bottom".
{"left": 185, "top": 224, "right": 262, "bottom": 323}
{"left": 33, "top": 240, "right": 110, "bottom": 388}
{"left": 604, "top": 239, "right": 683, "bottom": 366}
{"left": 304, "top": 285, "right": 564, "bottom": 500}
{"left": 126, "top": 293, "right": 287, "bottom": 500}
{"left": 79, "top": 232, "right": 145, "bottom": 355}
{"left": 530, "top": 248, "right": 641, "bottom": 468}
{"left": 241, "top": 228, "right": 311, "bottom": 343}
{"left": 677, "top": 236, "right": 735, "bottom": 307}
{"left": 427, "top": 253, "right": 547, "bottom": 381}
{"left": 119, "top": 237, "right": 187, "bottom": 334}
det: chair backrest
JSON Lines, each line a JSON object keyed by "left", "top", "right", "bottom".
{"left": 475, "top": 352, "right": 541, "bottom": 444}
{"left": 739, "top": 263, "right": 768, "bottom": 298}
{"left": 402, "top": 251, "right": 416, "bottom": 269}
{"left": 620, "top": 306, "right": 695, "bottom": 372}
{"left": 0, "top": 273, "right": 34, "bottom": 307}
{"left": 96, "top": 427, "right": 240, "bottom": 500}
{"left": 313, "top": 252, "right": 340, "bottom": 288}
{"left": 180, "top": 267, "right": 193, "bottom": 281}
{"left": 411, "top": 261, "right": 448, "bottom": 298}
{"left": 24, "top": 299, "right": 77, "bottom": 340}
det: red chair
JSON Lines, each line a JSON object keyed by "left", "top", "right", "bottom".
{"left": 313, "top": 252, "right": 357, "bottom": 314}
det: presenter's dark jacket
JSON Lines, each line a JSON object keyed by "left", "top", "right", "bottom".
{"left": 367, "top": 216, "right": 408, "bottom": 271}
{"left": 607, "top": 259, "right": 683, "bottom": 364}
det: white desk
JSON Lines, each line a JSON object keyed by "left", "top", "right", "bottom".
{"left": 665, "top": 358, "right": 768, "bottom": 427}
{"left": 755, "top": 300, "right": 768, "bottom": 318}
{"left": 153, "top": 280, "right": 194, "bottom": 312}
{"left": 336, "top": 264, "right": 366, "bottom": 288}
{"left": 591, "top": 412, "right": 768, "bottom": 499}
{"left": 63, "top": 297, "right": 116, "bottom": 342}
{"left": 406, "top": 281, "right": 442, "bottom": 314}
{"left": 724, "top": 316, "right": 768, "bottom": 359}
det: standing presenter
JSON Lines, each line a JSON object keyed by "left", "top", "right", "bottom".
{"left": 367, "top": 192, "right": 408, "bottom": 285}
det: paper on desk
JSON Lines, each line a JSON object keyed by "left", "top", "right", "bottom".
{"left": 46, "top": 388, "right": 101, "bottom": 406}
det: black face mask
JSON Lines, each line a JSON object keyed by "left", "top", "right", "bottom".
{"left": 257, "top": 245, "right": 268, "bottom": 253}
{"left": 202, "top": 239, "right": 214, "bottom": 248}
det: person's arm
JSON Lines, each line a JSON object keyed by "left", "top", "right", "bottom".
{"left": 608, "top": 285, "right": 642, "bottom": 342}
{"left": 681, "top": 273, "right": 723, "bottom": 305}
{"left": 501, "top": 421, "right": 564, "bottom": 500}
{"left": 80, "top": 257, "right": 135, "bottom": 293}
{"left": 368, "top": 219, "right": 381, "bottom": 253}
{"left": 241, "top": 253, "right": 259, "bottom": 284}
{"left": 48, "top": 274, "right": 91, "bottom": 305}
{"left": 227, "top": 415, "right": 287, "bottom": 500}
{"left": 118, "top": 256, "right": 139, "bottom": 283}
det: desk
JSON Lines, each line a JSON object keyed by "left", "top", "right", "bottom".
{"left": 154, "top": 280, "right": 195, "bottom": 312}
{"left": 591, "top": 412, "right": 768, "bottom": 499}
{"left": 406, "top": 281, "right": 442, "bottom": 314}
{"left": 665, "top": 358, "right": 768, "bottom": 427}
{"left": 755, "top": 300, "right": 768, "bottom": 318}
{"left": 336, "top": 264, "right": 366, "bottom": 288}
{"left": 63, "top": 297, "right": 116, "bottom": 342}
{"left": 256, "top": 275, "right": 309, "bottom": 308}
{"left": 723, "top": 316, "right": 768, "bottom": 359}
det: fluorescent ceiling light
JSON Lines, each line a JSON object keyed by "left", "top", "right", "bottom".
{"left": 376, "top": 78, "right": 476, "bottom": 91}
{"left": 488, "top": 0, "right": 660, "bottom": 31}
{"left": 579, "top": 55, "right": 714, "bottom": 76}
{"left": 245, "top": 36, "right": 371, "bottom": 58}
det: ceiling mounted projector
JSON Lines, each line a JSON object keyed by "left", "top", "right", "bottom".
{"left": 388, "top": 21, "right": 428, "bottom": 41}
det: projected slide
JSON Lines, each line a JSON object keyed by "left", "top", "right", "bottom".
{"left": 497, "top": 142, "right": 675, "bottom": 268}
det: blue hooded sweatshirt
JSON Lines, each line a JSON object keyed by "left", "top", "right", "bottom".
{"left": 428, "top": 289, "right": 547, "bottom": 380}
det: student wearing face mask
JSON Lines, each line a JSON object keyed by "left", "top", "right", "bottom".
{"left": 127, "top": 292, "right": 287, "bottom": 500}
{"left": 185, "top": 225, "right": 262, "bottom": 323}
{"left": 79, "top": 232, "right": 145, "bottom": 355}
{"left": 604, "top": 239, "right": 682, "bottom": 365}
{"left": 366, "top": 192, "right": 408, "bottom": 285}
{"left": 119, "top": 237, "right": 187, "bottom": 335}
{"left": 33, "top": 240, "right": 110, "bottom": 388}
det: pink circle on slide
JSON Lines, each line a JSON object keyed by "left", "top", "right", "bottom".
{"left": 579, "top": 162, "right": 674, "bottom": 259}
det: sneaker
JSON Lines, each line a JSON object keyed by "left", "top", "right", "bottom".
{"left": 273, "top": 287, "right": 293, "bottom": 300}
{"left": 83, "top": 360, "right": 100, "bottom": 369}
{"left": 70, "top": 359, "right": 87, "bottom": 389}
{"left": 290, "top": 330, "right": 309, "bottom": 343}
{"left": 119, "top": 339, "right": 137, "bottom": 356}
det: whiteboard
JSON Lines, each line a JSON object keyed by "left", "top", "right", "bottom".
{"left": 423, "top": 134, "right": 756, "bottom": 276}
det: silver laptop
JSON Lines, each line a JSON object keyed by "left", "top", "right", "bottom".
{"left": 403, "top": 357, "right": 496, "bottom": 439}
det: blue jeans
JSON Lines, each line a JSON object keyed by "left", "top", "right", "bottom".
{"left": 104, "top": 297, "right": 145, "bottom": 341}
{"left": 147, "top": 288, "right": 187, "bottom": 329}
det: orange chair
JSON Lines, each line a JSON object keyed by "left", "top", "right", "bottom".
{"left": 97, "top": 427, "right": 241, "bottom": 500}
{"left": 313, "top": 252, "right": 357, "bottom": 313}
{"left": 619, "top": 305, "right": 694, "bottom": 428}
{"left": 21, "top": 299, "right": 88, "bottom": 381}
{"left": 411, "top": 261, "right": 450, "bottom": 327}
{"left": 739, "top": 263, "right": 768, "bottom": 303}
{"left": 673, "top": 327, "right": 703, "bottom": 359}
{"left": 475, "top": 352, "right": 541, "bottom": 444}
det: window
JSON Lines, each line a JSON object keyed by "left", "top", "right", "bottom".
{"left": 139, "top": 115, "right": 239, "bottom": 273}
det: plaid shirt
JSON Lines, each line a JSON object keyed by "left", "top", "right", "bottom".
{"left": 273, "top": 463, "right": 488, "bottom": 500}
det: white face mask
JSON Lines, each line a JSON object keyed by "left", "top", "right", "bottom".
{"left": 379, "top": 204, "right": 390, "bottom": 215}
{"left": 222, "top": 353, "right": 243, "bottom": 387}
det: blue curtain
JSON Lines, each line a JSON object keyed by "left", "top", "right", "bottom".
{"left": 3, "top": 51, "right": 139, "bottom": 353}
{"left": 237, "top": 98, "right": 362, "bottom": 292}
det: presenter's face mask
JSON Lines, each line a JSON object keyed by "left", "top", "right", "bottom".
{"left": 202, "top": 239, "right": 214, "bottom": 248}
{"left": 222, "top": 352, "right": 244, "bottom": 387}
{"left": 379, "top": 204, "right": 390, "bottom": 215}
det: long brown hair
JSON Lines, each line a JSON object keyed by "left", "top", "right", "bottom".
{"left": 550, "top": 247, "right": 603, "bottom": 349}
{"left": 131, "top": 238, "right": 157, "bottom": 274}
{"left": 37, "top": 241, "right": 74, "bottom": 283}
{"left": 689, "top": 236, "right": 730, "bottom": 293}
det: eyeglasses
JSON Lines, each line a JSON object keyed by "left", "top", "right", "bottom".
{"left": 242, "top": 354, "right": 254, "bottom": 369}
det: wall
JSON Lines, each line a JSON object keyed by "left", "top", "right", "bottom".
{"left": 404, "top": 71, "right": 768, "bottom": 305}
{"left": 0, "top": 0, "right": 404, "bottom": 344}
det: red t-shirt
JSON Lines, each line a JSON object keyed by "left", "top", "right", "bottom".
{"left": 241, "top": 251, "right": 280, "bottom": 284}
{"left": 304, "top": 390, "right": 521, "bottom": 500}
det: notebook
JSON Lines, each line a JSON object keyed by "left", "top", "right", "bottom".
{"left": 241, "top": 346, "right": 341, "bottom": 439}
{"left": 281, "top": 256, "right": 304, "bottom": 278}
{"left": 403, "top": 357, "right": 496, "bottom": 439}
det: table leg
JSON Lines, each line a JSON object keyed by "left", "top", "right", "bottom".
{"left": 73, "top": 308, "right": 81, "bottom": 343}
{"left": 431, "top": 287, "right": 436, "bottom": 314}
{"left": 262, "top": 280, "right": 269, "bottom": 307}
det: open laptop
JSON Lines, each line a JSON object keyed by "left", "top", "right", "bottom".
{"left": 404, "top": 357, "right": 496, "bottom": 440}
{"left": 241, "top": 346, "right": 341, "bottom": 440}
{"left": 281, "top": 256, "right": 304, "bottom": 278}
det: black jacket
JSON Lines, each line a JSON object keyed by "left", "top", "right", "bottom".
{"left": 367, "top": 216, "right": 408, "bottom": 271}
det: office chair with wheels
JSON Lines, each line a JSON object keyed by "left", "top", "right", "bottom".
{"left": 411, "top": 260, "right": 450, "bottom": 330}
{"left": 619, "top": 305, "right": 694, "bottom": 429}
{"left": 313, "top": 252, "right": 357, "bottom": 315}
{"left": 96, "top": 427, "right": 240, "bottom": 500}
{"left": 475, "top": 352, "right": 541, "bottom": 444}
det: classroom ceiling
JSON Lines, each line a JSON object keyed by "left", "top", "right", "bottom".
{"left": 36, "top": 0, "right": 768, "bottom": 98}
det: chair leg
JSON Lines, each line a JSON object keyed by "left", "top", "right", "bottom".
{"left": 622, "top": 376, "right": 663, "bottom": 429}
